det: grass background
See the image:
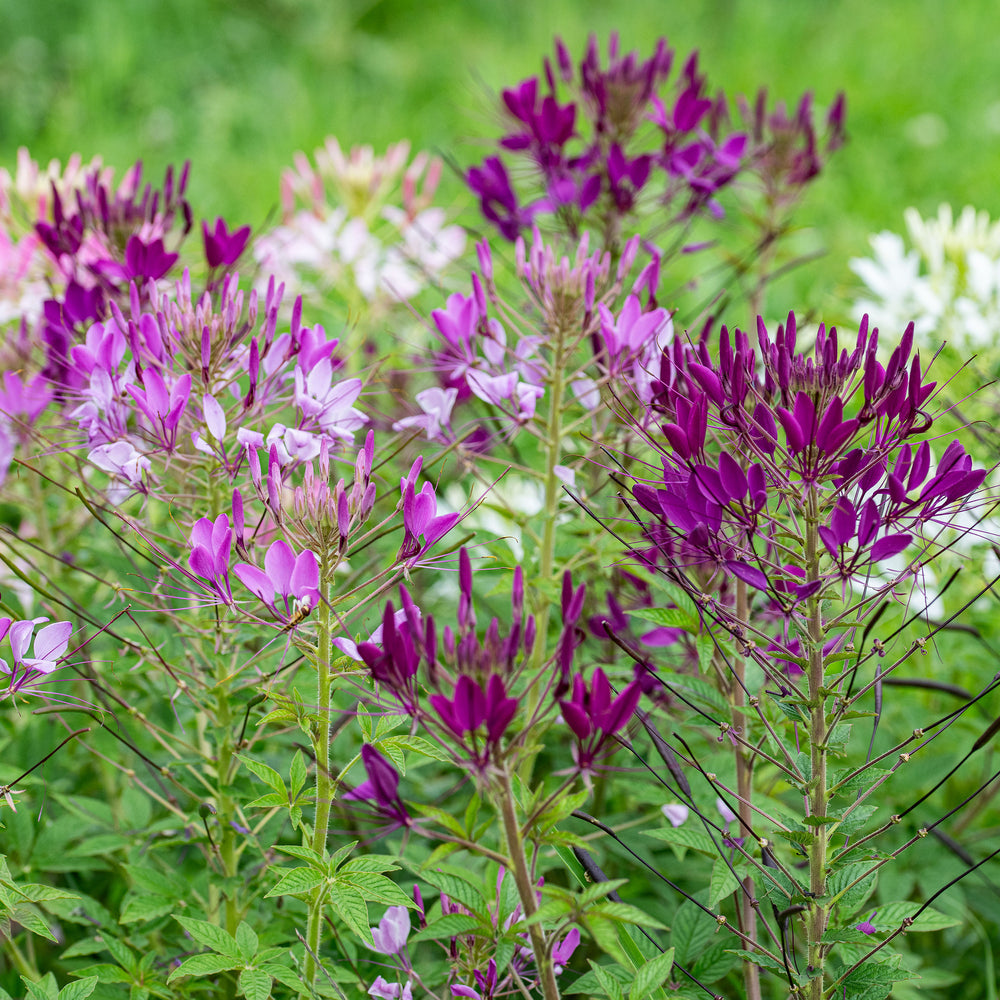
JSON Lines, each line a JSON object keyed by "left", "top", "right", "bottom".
{"left": 3, "top": 0, "right": 1000, "bottom": 321}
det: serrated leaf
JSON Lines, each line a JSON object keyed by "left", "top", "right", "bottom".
{"left": 825, "top": 862, "right": 878, "bottom": 915}
{"left": 265, "top": 867, "right": 326, "bottom": 898}
{"left": 237, "top": 755, "right": 286, "bottom": 793}
{"left": 328, "top": 840, "right": 360, "bottom": 872}
{"left": 587, "top": 960, "right": 626, "bottom": 1000}
{"left": 398, "top": 736, "right": 454, "bottom": 763}
{"left": 289, "top": 751, "right": 307, "bottom": 799}
{"left": 709, "top": 860, "right": 740, "bottom": 909}
{"left": 643, "top": 825, "right": 717, "bottom": 858}
{"left": 22, "top": 975, "right": 58, "bottom": 1000}
{"left": 578, "top": 878, "right": 629, "bottom": 906}
{"left": 338, "top": 856, "right": 400, "bottom": 874}
{"left": 633, "top": 606, "right": 697, "bottom": 632}
{"left": 833, "top": 767, "right": 890, "bottom": 799}
{"left": 69, "top": 964, "right": 131, "bottom": 985}
{"left": 15, "top": 907, "right": 61, "bottom": 942}
{"left": 728, "top": 949, "right": 800, "bottom": 981}
{"left": 174, "top": 916, "right": 241, "bottom": 960}
{"left": 629, "top": 947, "right": 675, "bottom": 1000}
{"left": 128, "top": 986, "right": 149, "bottom": 1000}
{"left": 409, "top": 913, "right": 482, "bottom": 943}
{"left": 774, "top": 828, "right": 816, "bottom": 846}
{"left": 245, "top": 792, "right": 288, "bottom": 809}
{"left": 235, "top": 922, "right": 258, "bottom": 962}
{"left": 837, "top": 804, "right": 878, "bottom": 836}
{"left": 871, "top": 901, "right": 961, "bottom": 932}
{"left": 238, "top": 968, "right": 271, "bottom": 1000}
{"left": 374, "top": 713, "right": 409, "bottom": 737}
{"left": 100, "top": 935, "right": 136, "bottom": 970}
{"left": 671, "top": 903, "right": 717, "bottom": 964}
{"left": 411, "top": 868, "right": 488, "bottom": 918}
{"left": 329, "top": 883, "right": 372, "bottom": 946}
{"left": 337, "top": 872, "right": 413, "bottom": 908}
{"left": 562, "top": 962, "right": 632, "bottom": 995}
{"left": 119, "top": 894, "right": 176, "bottom": 924}
{"left": 273, "top": 844, "right": 324, "bottom": 864}
{"left": 57, "top": 977, "right": 98, "bottom": 1000}
{"left": 259, "top": 963, "right": 307, "bottom": 992}
{"left": 691, "top": 942, "right": 738, "bottom": 983}
{"left": 592, "top": 902, "right": 666, "bottom": 929}
{"left": 168, "top": 953, "right": 240, "bottom": 981}
{"left": 124, "top": 866, "right": 185, "bottom": 899}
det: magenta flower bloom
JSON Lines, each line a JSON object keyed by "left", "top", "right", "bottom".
{"left": 188, "top": 513, "right": 234, "bottom": 602}
{"left": 125, "top": 368, "right": 191, "bottom": 451}
{"left": 428, "top": 673, "right": 519, "bottom": 749}
{"left": 558, "top": 667, "right": 642, "bottom": 773}
{"left": 369, "top": 905, "right": 410, "bottom": 955}
{"left": 343, "top": 744, "right": 412, "bottom": 832}
{"left": 233, "top": 540, "right": 321, "bottom": 624}
{"left": 202, "top": 217, "right": 251, "bottom": 269}
{"left": 398, "top": 476, "right": 461, "bottom": 563}
{"left": 0, "top": 617, "right": 74, "bottom": 700}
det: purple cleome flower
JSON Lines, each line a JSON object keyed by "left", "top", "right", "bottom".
{"left": 0, "top": 617, "right": 74, "bottom": 701}
{"left": 233, "top": 539, "right": 321, "bottom": 626}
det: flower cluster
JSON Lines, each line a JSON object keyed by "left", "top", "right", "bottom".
{"left": 254, "top": 137, "right": 465, "bottom": 312}
{"left": 623, "top": 312, "right": 985, "bottom": 683}
{"left": 852, "top": 203, "right": 1000, "bottom": 353}
{"left": 468, "top": 33, "right": 844, "bottom": 249}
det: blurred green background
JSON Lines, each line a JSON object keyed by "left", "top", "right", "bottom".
{"left": 2, "top": 0, "right": 1000, "bottom": 317}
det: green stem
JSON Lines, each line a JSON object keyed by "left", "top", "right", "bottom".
{"left": 305, "top": 552, "right": 335, "bottom": 986}
{"left": 496, "top": 769, "right": 561, "bottom": 1000}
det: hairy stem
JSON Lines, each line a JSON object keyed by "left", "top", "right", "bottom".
{"left": 497, "top": 769, "right": 560, "bottom": 1000}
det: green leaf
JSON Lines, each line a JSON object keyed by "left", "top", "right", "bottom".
{"left": 168, "top": 952, "right": 241, "bottom": 980}
{"left": 273, "top": 844, "right": 324, "bottom": 864}
{"left": 68, "top": 965, "right": 131, "bottom": 986}
{"left": 237, "top": 755, "right": 286, "bottom": 793}
{"left": 691, "top": 942, "right": 738, "bottom": 983}
{"left": 100, "top": 935, "right": 136, "bottom": 970}
{"left": 642, "top": 826, "right": 717, "bottom": 859}
{"left": 629, "top": 947, "right": 675, "bottom": 1000}
{"left": 592, "top": 902, "right": 666, "bottom": 929}
{"left": 837, "top": 805, "right": 878, "bottom": 836}
{"left": 245, "top": 792, "right": 288, "bottom": 809}
{"left": 289, "top": 751, "right": 307, "bottom": 799}
{"left": 235, "top": 922, "right": 258, "bottom": 962}
{"left": 238, "top": 968, "right": 271, "bottom": 1000}
{"left": 174, "top": 916, "right": 241, "bottom": 960}
{"left": 709, "top": 860, "right": 740, "bottom": 910}
{"left": 337, "top": 872, "right": 414, "bottom": 908}
{"left": 409, "top": 913, "right": 482, "bottom": 943}
{"left": 671, "top": 903, "right": 717, "bottom": 965}
{"left": 871, "top": 901, "right": 961, "bottom": 932}
{"left": 22, "top": 975, "right": 58, "bottom": 1000}
{"left": 825, "top": 862, "right": 878, "bottom": 915}
{"left": 587, "top": 959, "right": 626, "bottom": 1000}
{"left": 375, "top": 713, "right": 409, "bottom": 738}
{"left": 119, "top": 894, "right": 177, "bottom": 924}
{"left": 338, "top": 856, "right": 401, "bottom": 874}
{"left": 57, "top": 977, "right": 98, "bottom": 1000}
{"left": 400, "top": 736, "right": 457, "bottom": 763}
{"left": 265, "top": 867, "right": 326, "bottom": 898}
{"left": 578, "top": 878, "right": 630, "bottom": 906}
{"left": 411, "top": 867, "right": 488, "bottom": 918}
{"left": 328, "top": 840, "right": 360, "bottom": 872}
{"left": 562, "top": 962, "right": 632, "bottom": 995}
{"left": 124, "top": 866, "right": 186, "bottom": 899}
{"left": 632, "top": 607, "right": 697, "bottom": 632}
{"left": 329, "top": 883, "right": 372, "bottom": 946}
